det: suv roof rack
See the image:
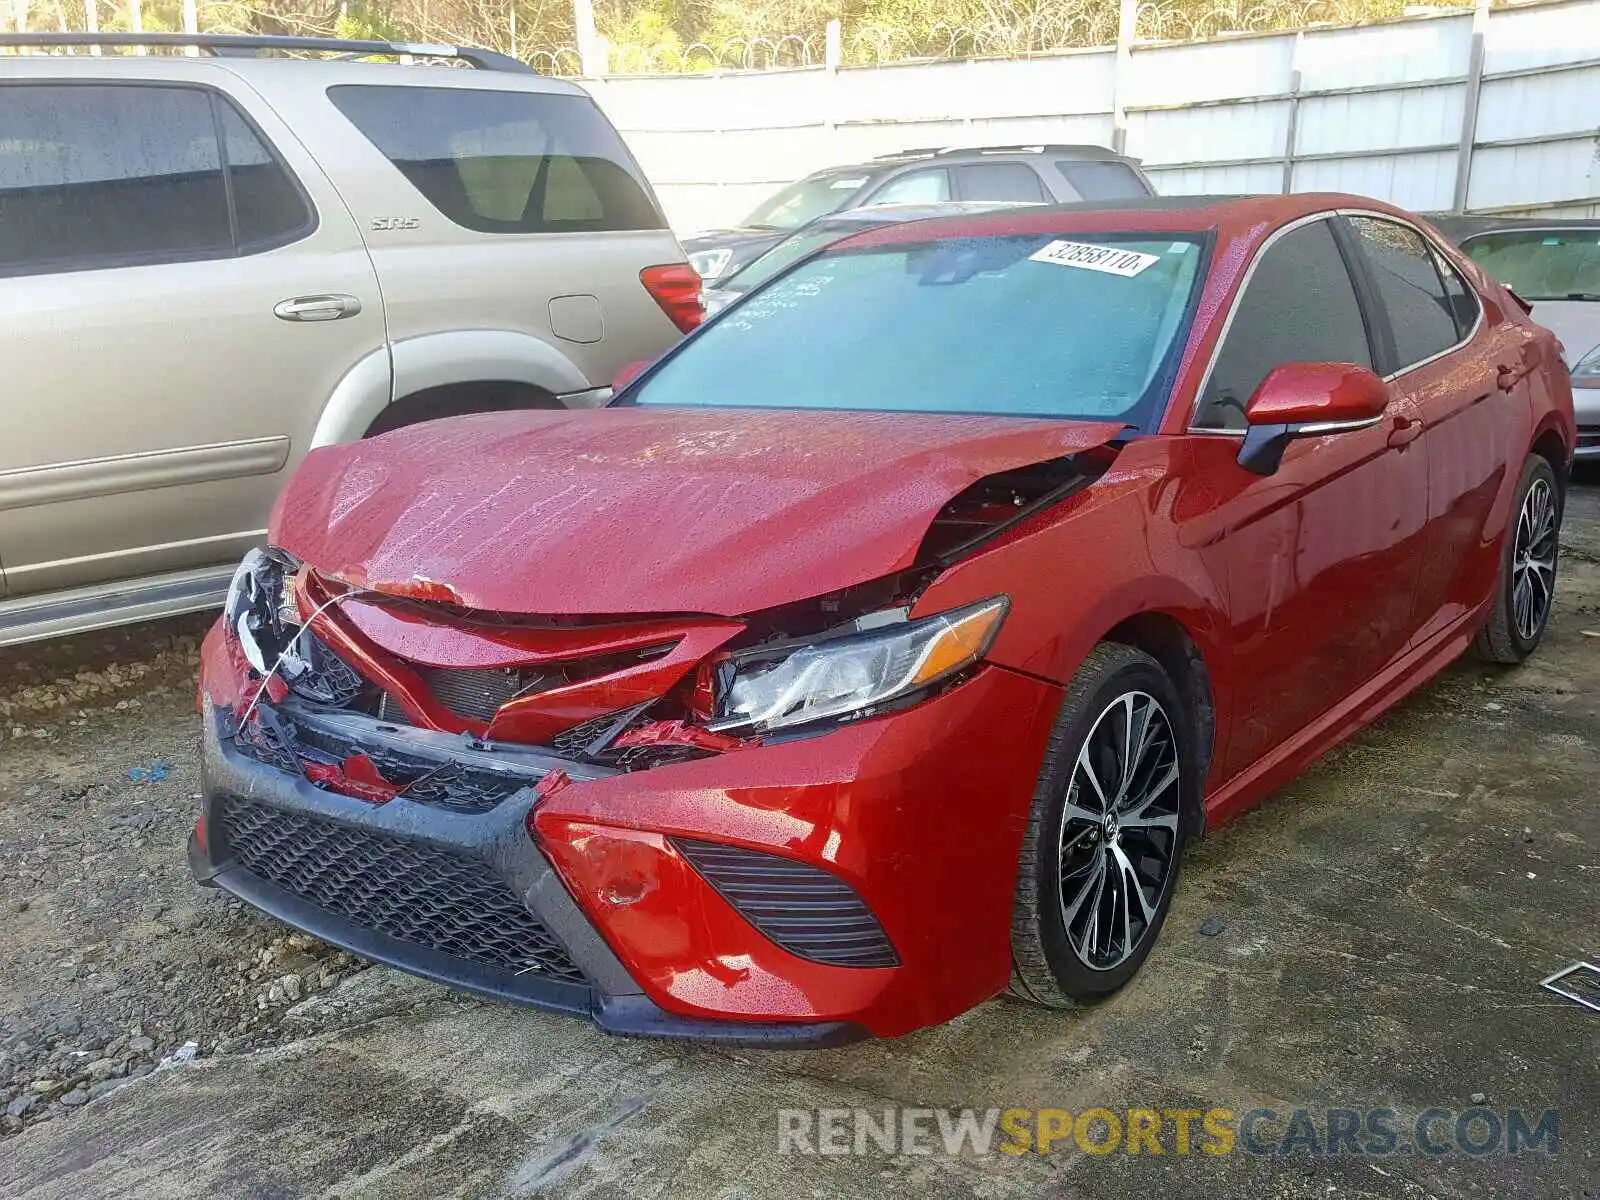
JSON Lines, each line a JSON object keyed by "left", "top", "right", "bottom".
{"left": 877, "top": 143, "right": 1124, "bottom": 161}
{"left": 0, "top": 32, "right": 535, "bottom": 73}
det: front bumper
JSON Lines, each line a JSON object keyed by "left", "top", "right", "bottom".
{"left": 1574, "top": 385, "right": 1598, "bottom": 459}
{"left": 194, "top": 621, "right": 1064, "bottom": 1039}
{"left": 192, "top": 704, "right": 864, "bottom": 1046}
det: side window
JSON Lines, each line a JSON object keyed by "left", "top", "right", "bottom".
{"left": 865, "top": 169, "right": 950, "bottom": 206}
{"left": 1056, "top": 160, "right": 1149, "bottom": 201}
{"left": 1197, "top": 219, "right": 1373, "bottom": 431}
{"left": 1430, "top": 245, "right": 1481, "bottom": 340}
{"left": 0, "top": 83, "right": 231, "bottom": 274}
{"left": 328, "top": 85, "right": 662, "bottom": 234}
{"left": 955, "top": 162, "right": 1048, "bottom": 203}
{"left": 216, "top": 101, "right": 313, "bottom": 250}
{"left": 1347, "top": 215, "right": 1462, "bottom": 369}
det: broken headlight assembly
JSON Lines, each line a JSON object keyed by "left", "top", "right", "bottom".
{"left": 224, "top": 547, "right": 303, "bottom": 674}
{"left": 709, "top": 597, "right": 1008, "bottom": 734}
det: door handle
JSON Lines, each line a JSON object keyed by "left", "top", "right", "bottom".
{"left": 274, "top": 294, "right": 362, "bottom": 322}
{"left": 1496, "top": 361, "right": 1530, "bottom": 390}
{"left": 1387, "top": 415, "right": 1423, "bottom": 448}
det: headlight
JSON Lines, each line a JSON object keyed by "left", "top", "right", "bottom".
{"left": 687, "top": 247, "right": 733, "bottom": 281}
{"left": 224, "top": 547, "right": 302, "bottom": 673}
{"left": 711, "top": 597, "right": 1008, "bottom": 734}
{"left": 1572, "top": 342, "right": 1600, "bottom": 383}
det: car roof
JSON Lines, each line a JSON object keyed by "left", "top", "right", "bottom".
{"left": 1431, "top": 214, "right": 1600, "bottom": 244}
{"left": 804, "top": 144, "right": 1137, "bottom": 180}
{"left": 810, "top": 201, "right": 1038, "bottom": 227}
{"left": 0, "top": 51, "right": 587, "bottom": 97}
{"left": 830, "top": 193, "right": 1416, "bottom": 253}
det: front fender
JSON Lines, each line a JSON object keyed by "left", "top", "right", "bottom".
{"left": 908, "top": 449, "right": 1231, "bottom": 687}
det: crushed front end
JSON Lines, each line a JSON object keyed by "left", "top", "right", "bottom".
{"left": 192, "top": 543, "right": 1065, "bottom": 1041}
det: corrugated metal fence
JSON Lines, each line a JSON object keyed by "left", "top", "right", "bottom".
{"left": 583, "top": 0, "right": 1600, "bottom": 232}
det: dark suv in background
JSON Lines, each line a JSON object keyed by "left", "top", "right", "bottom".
{"left": 682, "top": 144, "right": 1154, "bottom": 282}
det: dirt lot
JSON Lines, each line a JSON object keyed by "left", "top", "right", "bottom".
{"left": 0, "top": 478, "right": 1596, "bottom": 1199}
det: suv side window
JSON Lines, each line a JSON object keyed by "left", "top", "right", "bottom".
{"left": 216, "top": 101, "right": 314, "bottom": 250}
{"left": 1056, "top": 160, "right": 1148, "bottom": 201}
{"left": 955, "top": 162, "right": 1048, "bottom": 202}
{"left": 1196, "top": 219, "right": 1373, "bottom": 431}
{"left": 0, "top": 83, "right": 313, "bottom": 277}
{"left": 1, "top": 84, "right": 231, "bottom": 273}
{"left": 327, "top": 85, "right": 663, "bottom": 234}
{"left": 1347, "top": 215, "right": 1462, "bottom": 369}
{"left": 865, "top": 169, "right": 950, "bottom": 206}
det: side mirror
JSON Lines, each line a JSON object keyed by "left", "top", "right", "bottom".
{"left": 612, "top": 359, "right": 653, "bottom": 394}
{"left": 1238, "top": 362, "right": 1390, "bottom": 475}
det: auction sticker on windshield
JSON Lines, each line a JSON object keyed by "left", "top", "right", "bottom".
{"left": 1030, "top": 240, "right": 1160, "bottom": 277}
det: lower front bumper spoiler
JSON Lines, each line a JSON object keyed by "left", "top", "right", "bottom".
{"left": 191, "top": 705, "right": 866, "bottom": 1047}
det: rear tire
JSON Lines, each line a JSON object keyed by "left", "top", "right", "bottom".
{"left": 1008, "top": 643, "right": 1197, "bottom": 1008}
{"left": 1474, "top": 454, "right": 1561, "bottom": 664}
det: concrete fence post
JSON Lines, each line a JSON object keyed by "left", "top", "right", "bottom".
{"left": 1282, "top": 32, "right": 1305, "bottom": 194}
{"left": 1451, "top": 0, "right": 1491, "bottom": 214}
{"left": 1111, "top": 0, "right": 1137, "bottom": 154}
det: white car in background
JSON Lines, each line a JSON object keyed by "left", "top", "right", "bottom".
{"left": 1438, "top": 217, "right": 1600, "bottom": 460}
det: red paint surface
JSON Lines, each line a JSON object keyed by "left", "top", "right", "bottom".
{"left": 301, "top": 755, "right": 401, "bottom": 805}
{"left": 270, "top": 407, "right": 1125, "bottom": 616}
{"left": 208, "top": 194, "right": 1577, "bottom": 1038}
{"left": 534, "top": 666, "right": 1062, "bottom": 1035}
{"left": 1244, "top": 362, "right": 1391, "bottom": 425}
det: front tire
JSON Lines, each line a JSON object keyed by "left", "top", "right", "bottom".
{"left": 1474, "top": 453, "right": 1561, "bottom": 664}
{"left": 1008, "top": 643, "right": 1196, "bottom": 1008}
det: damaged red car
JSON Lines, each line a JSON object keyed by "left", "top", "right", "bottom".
{"left": 191, "top": 195, "right": 1575, "bottom": 1043}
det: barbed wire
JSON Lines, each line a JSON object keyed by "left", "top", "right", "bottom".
{"left": 531, "top": 0, "right": 1464, "bottom": 74}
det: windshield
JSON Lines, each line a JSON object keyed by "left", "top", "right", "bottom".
{"left": 738, "top": 173, "right": 869, "bottom": 231}
{"left": 1460, "top": 229, "right": 1600, "bottom": 301}
{"left": 624, "top": 232, "right": 1208, "bottom": 425}
{"left": 720, "top": 221, "right": 861, "bottom": 293}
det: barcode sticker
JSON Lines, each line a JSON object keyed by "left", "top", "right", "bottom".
{"left": 1030, "top": 240, "right": 1160, "bottom": 277}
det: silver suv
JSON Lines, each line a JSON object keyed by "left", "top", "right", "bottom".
{"left": 0, "top": 33, "right": 696, "bottom": 646}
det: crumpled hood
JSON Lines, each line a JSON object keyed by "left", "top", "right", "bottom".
{"left": 271, "top": 407, "right": 1125, "bottom": 616}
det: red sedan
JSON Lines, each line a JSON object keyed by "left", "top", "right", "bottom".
{"left": 191, "top": 195, "right": 1575, "bottom": 1043}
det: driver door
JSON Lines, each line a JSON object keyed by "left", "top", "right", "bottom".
{"left": 1182, "top": 216, "right": 1430, "bottom": 782}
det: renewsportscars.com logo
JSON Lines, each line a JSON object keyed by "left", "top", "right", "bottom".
{"left": 777, "top": 1106, "right": 1560, "bottom": 1158}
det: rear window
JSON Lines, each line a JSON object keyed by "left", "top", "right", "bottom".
{"left": 1459, "top": 229, "right": 1600, "bottom": 301}
{"left": 1056, "top": 161, "right": 1149, "bottom": 201}
{"left": 328, "top": 85, "right": 663, "bottom": 234}
{"left": 625, "top": 232, "right": 1207, "bottom": 426}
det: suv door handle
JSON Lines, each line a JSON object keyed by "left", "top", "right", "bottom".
{"left": 274, "top": 295, "right": 362, "bottom": 322}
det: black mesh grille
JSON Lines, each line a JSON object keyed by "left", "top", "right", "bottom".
{"left": 219, "top": 798, "right": 586, "bottom": 984}
{"left": 674, "top": 838, "right": 898, "bottom": 968}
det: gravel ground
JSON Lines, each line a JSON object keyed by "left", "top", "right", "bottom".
{"left": 0, "top": 615, "right": 385, "bottom": 1136}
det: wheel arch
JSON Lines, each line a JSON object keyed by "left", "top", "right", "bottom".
{"left": 364, "top": 380, "right": 564, "bottom": 438}
{"left": 1530, "top": 421, "right": 1571, "bottom": 489}
{"left": 391, "top": 329, "right": 592, "bottom": 401}
{"left": 1100, "top": 610, "right": 1217, "bottom": 839}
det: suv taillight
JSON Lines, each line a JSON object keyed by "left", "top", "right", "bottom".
{"left": 640, "top": 264, "right": 703, "bottom": 333}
